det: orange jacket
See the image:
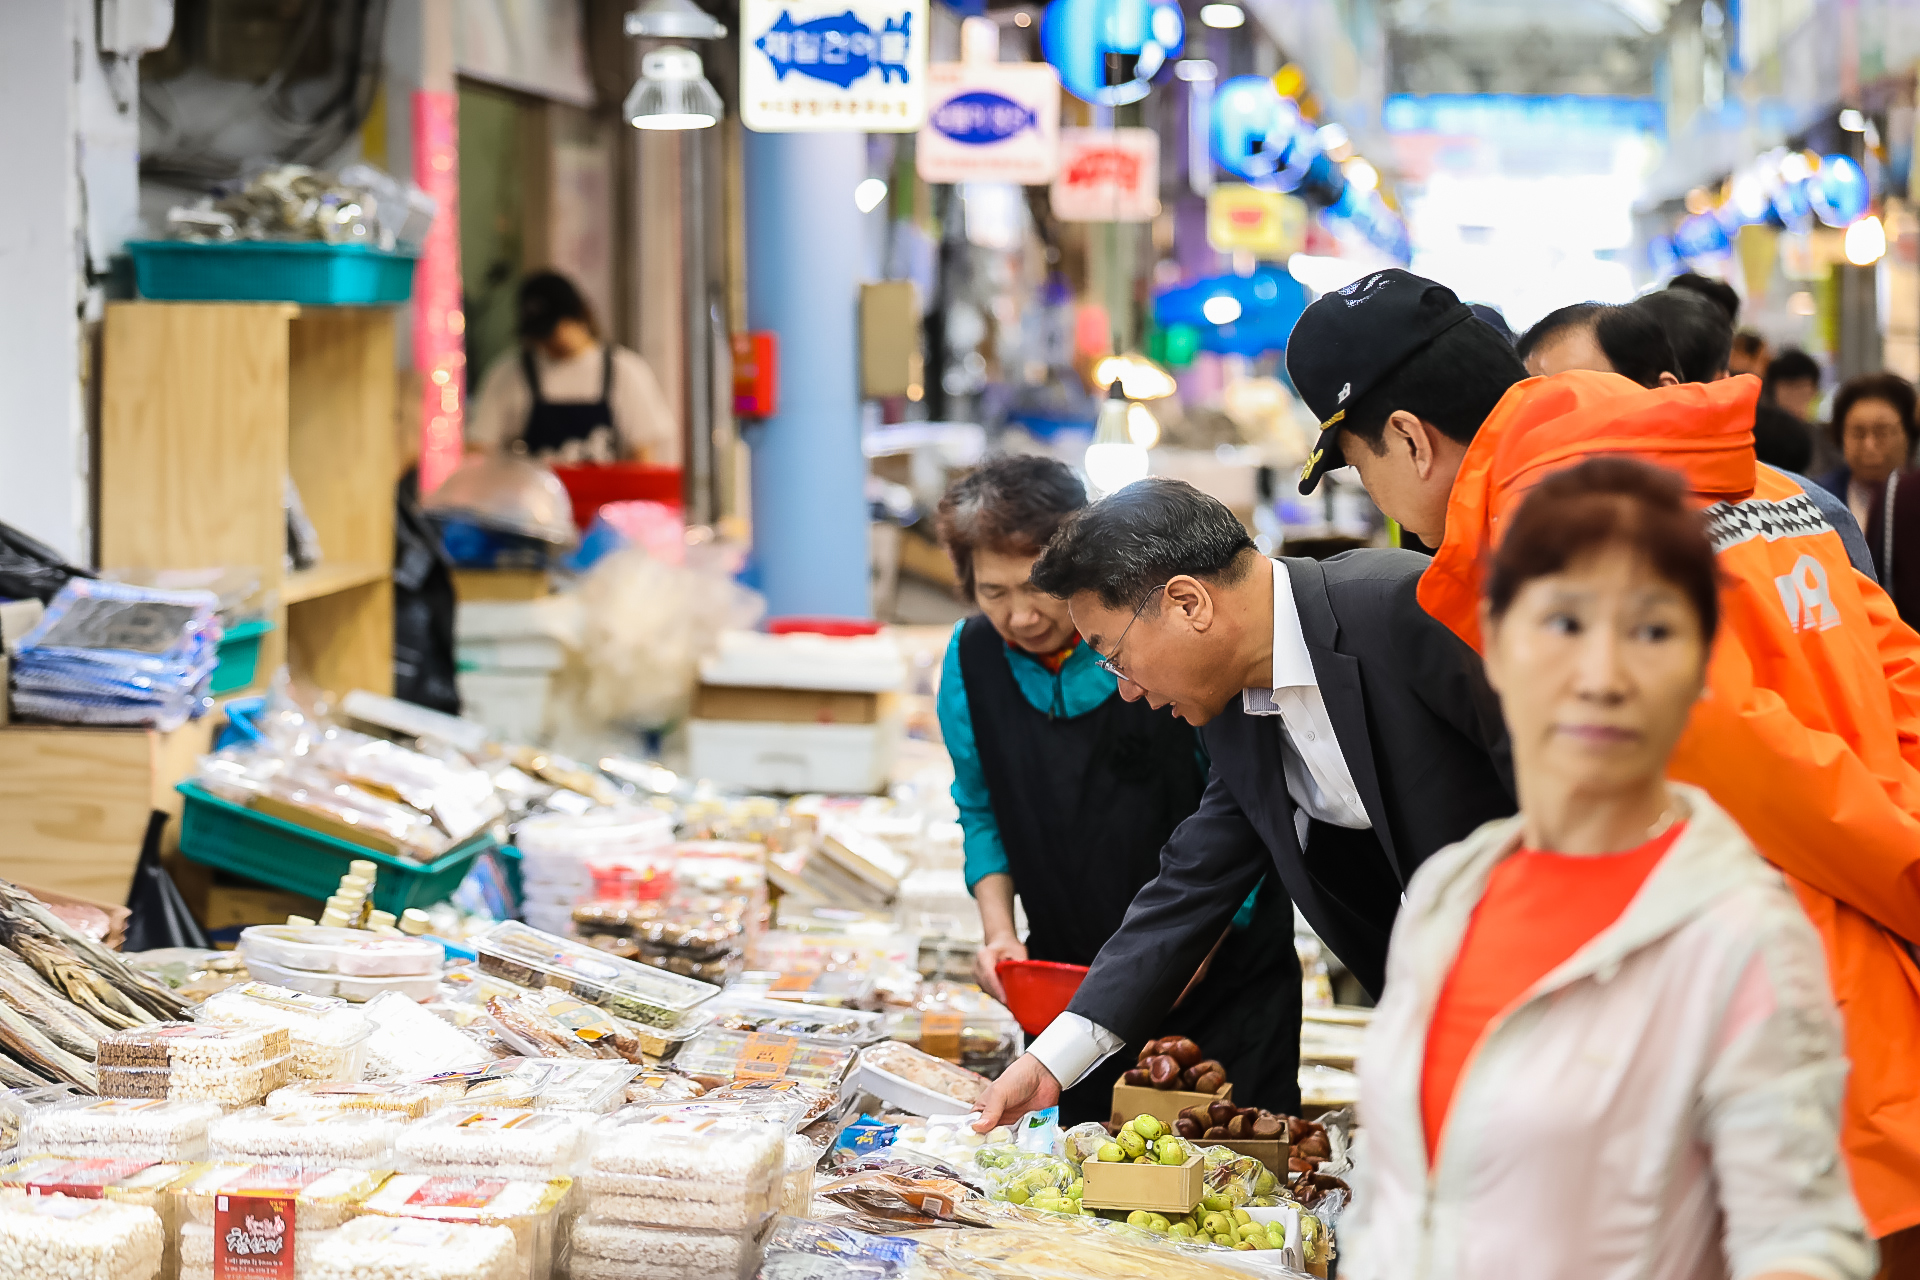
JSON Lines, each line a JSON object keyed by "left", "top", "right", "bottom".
{"left": 1418, "top": 369, "right": 1920, "bottom": 1237}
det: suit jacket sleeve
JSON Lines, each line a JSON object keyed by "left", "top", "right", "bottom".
{"left": 1064, "top": 761, "right": 1271, "bottom": 1044}
{"left": 1395, "top": 573, "right": 1516, "bottom": 800}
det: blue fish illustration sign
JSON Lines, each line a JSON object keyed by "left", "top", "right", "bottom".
{"left": 742, "top": 0, "right": 929, "bottom": 131}
{"left": 915, "top": 62, "right": 1061, "bottom": 184}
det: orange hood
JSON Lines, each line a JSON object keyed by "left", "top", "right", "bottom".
{"left": 1417, "top": 370, "right": 1761, "bottom": 652}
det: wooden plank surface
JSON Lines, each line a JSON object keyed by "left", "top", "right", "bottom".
{"left": 287, "top": 580, "right": 393, "bottom": 700}
{"left": 284, "top": 562, "right": 390, "bottom": 604}
{"left": 288, "top": 309, "right": 396, "bottom": 569}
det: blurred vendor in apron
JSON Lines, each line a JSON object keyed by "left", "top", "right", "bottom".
{"left": 466, "top": 270, "right": 681, "bottom": 465}
{"left": 935, "top": 455, "right": 1299, "bottom": 1125}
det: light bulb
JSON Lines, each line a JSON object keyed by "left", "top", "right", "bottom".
{"left": 1199, "top": 3, "right": 1244, "bottom": 26}
{"left": 855, "top": 178, "right": 889, "bottom": 214}
{"left": 1085, "top": 442, "right": 1151, "bottom": 494}
{"left": 1202, "top": 294, "right": 1242, "bottom": 324}
{"left": 1845, "top": 215, "right": 1887, "bottom": 266}
{"left": 1127, "top": 402, "right": 1161, "bottom": 447}
{"left": 1343, "top": 158, "right": 1378, "bottom": 192}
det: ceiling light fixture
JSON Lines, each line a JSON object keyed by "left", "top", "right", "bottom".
{"left": 625, "top": 0, "right": 726, "bottom": 40}
{"left": 854, "top": 178, "right": 889, "bottom": 214}
{"left": 1838, "top": 108, "right": 1867, "bottom": 133}
{"left": 624, "top": 47, "right": 723, "bottom": 129}
{"left": 1199, "top": 3, "right": 1245, "bottom": 27}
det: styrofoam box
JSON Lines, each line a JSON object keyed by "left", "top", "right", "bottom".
{"left": 687, "top": 718, "right": 897, "bottom": 796}
{"left": 457, "top": 670, "right": 551, "bottom": 743}
{"left": 458, "top": 636, "right": 566, "bottom": 671}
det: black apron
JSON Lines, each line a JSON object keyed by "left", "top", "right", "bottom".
{"left": 519, "top": 346, "right": 617, "bottom": 459}
{"left": 957, "top": 615, "right": 1303, "bottom": 1122}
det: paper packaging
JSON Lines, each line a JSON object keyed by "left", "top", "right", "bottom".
{"left": 1109, "top": 1081, "right": 1233, "bottom": 1129}
{"left": 1079, "top": 1153, "right": 1205, "bottom": 1214}
{"left": 1194, "top": 1137, "right": 1289, "bottom": 1174}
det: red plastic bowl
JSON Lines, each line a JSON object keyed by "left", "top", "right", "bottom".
{"left": 765, "top": 617, "right": 885, "bottom": 637}
{"left": 996, "top": 959, "right": 1090, "bottom": 1036}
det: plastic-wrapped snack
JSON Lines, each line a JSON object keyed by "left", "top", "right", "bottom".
{"left": 395, "top": 1107, "right": 592, "bottom": 1182}
{"left": 623, "top": 1073, "right": 706, "bottom": 1105}
{"left": 397, "top": 1061, "right": 554, "bottom": 1111}
{"left": 358, "top": 1176, "right": 571, "bottom": 1280}
{"left": 0, "top": 1155, "right": 196, "bottom": 1276}
{"left": 703, "top": 1079, "right": 839, "bottom": 1126}
{"left": 96, "top": 1024, "right": 288, "bottom": 1070}
{"left": 530, "top": 1061, "right": 637, "bottom": 1114}
{"left": 471, "top": 922, "right": 717, "bottom": 1029}
{"left": 0, "top": 1188, "right": 165, "bottom": 1280}
{"left": 484, "top": 989, "right": 643, "bottom": 1063}
{"left": 852, "top": 1041, "right": 991, "bottom": 1113}
{"left": 175, "top": 1163, "right": 387, "bottom": 1231}
{"left": 24, "top": 1098, "right": 222, "bottom": 1161}
{"left": 195, "top": 984, "right": 373, "bottom": 1081}
{"left": 209, "top": 1109, "right": 403, "bottom": 1168}
{"left": 308, "top": 1215, "right": 518, "bottom": 1280}
{"left": 758, "top": 1217, "right": 922, "bottom": 1280}
{"left": 0, "top": 1087, "right": 83, "bottom": 1155}
{"left": 672, "top": 1027, "right": 854, "bottom": 1090}
{"left": 783, "top": 1133, "right": 819, "bottom": 1218}
{"left": 266, "top": 1081, "right": 449, "bottom": 1120}
{"left": 241, "top": 926, "right": 443, "bottom": 978}
{"left": 569, "top": 1217, "right": 772, "bottom": 1280}
{"left": 581, "top": 1104, "right": 784, "bottom": 1231}
{"left": 705, "top": 994, "right": 884, "bottom": 1044}
{"left": 179, "top": 1222, "right": 338, "bottom": 1279}
{"left": 360, "top": 991, "right": 491, "bottom": 1081}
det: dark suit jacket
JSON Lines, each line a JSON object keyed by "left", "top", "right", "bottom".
{"left": 1067, "top": 550, "right": 1516, "bottom": 1042}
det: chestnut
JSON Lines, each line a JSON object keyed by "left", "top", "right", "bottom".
{"left": 1162, "top": 1037, "right": 1204, "bottom": 1068}
{"left": 1250, "top": 1115, "right": 1285, "bottom": 1139}
{"left": 1203, "top": 1125, "right": 1229, "bottom": 1139}
{"left": 1146, "top": 1055, "right": 1182, "bottom": 1088}
{"left": 1194, "top": 1070, "right": 1227, "bottom": 1094}
{"left": 1226, "top": 1114, "right": 1251, "bottom": 1139}
{"left": 1121, "top": 1068, "right": 1151, "bottom": 1087}
{"left": 1174, "top": 1117, "right": 1201, "bottom": 1138}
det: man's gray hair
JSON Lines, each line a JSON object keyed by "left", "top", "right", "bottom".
{"left": 1029, "top": 478, "right": 1256, "bottom": 610}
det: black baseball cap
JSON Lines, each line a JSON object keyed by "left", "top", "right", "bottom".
{"left": 1286, "top": 269, "right": 1476, "bottom": 494}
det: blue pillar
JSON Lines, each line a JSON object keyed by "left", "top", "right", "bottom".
{"left": 744, "top": 130, "right": 871, "bottom": 619}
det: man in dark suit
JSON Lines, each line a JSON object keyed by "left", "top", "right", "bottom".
{"left": 973, "top": 478, "right": 1514, "bottom": 1128}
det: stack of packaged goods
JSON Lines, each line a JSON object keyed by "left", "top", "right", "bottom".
{"left": 237, "top": 926, "right": 443, "bottom": 1003}
{"left": 882, "top": 981, "right": 1023, "bottom": 1077}
{"left": 358, "top": 1174, "right": 573, "bottom": 1280}
{"left": 470, "top": 921, "right": 719, "bottom": 1055}
{"left": 21, "top": 1097, "right": 222, "bottom": 1162}
{"left": 265, "top": 1079, "right": 450, "bottom": 1120}
{"left": 358, "top": 991, "right": 493, "bottom": 1080}
{"left": 570, "top": 901, "right": 746, "bottom": 986}
{"left": 573, "top": 1104, "right": 786, "bottom": 1280}
{"left": 208, "top": 1109, "right": 404, "bottom": 1168}
{"left": 0, "top": 1155, "right": 198, "bottom": 1278}
{"left": 9, "top": 579, "right": 221, "bottom": 731}
{"left": 513, "top": 808, "right": 675, "bottom": 937}
{"left": 0, "top": 1188, "right": 165, "bottom": 1280}
{"left": 174, "top": 1163, "right": 387, "bottom": 1280}
{"left": 306, "top": 1216, "right": 521, "bottom": 1280}
{"left": 671, "top": 1028, "right": 855, "bottom": 1093}
{"left": 193, "top": 984, "right": 374, "bottom": 1081}
{"left": 393, "top": 1106, "right": 595, "bottom": 1183}
{"left": 95, "top": 1023, "right": 293, "bottom": 1105}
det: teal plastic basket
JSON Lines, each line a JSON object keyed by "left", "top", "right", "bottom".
{"left": 176, "top": 781, "right": 494, "bottom": 915}
{"left": 128, "top": 240, "right": 418, "bottom": 306}
{"left": 209, "top": 618, "right": 274, "bottom": 696}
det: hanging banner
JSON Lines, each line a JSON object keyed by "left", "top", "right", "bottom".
{"left": 915, "top": 62, "right": 1061, "bottom": 184}
{"left": 1206, "top": 185, "right": 1308, "bottom": 257}
{"left": 1049, "top": 128, "right": 1160, "bottom": 222}
{"left": 741, "top": 0, "right": 929, "bottom": 133}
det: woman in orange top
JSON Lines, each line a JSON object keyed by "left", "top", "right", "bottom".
{"left": 1350, "top": 457, "right": 1868, "bottom": 1280}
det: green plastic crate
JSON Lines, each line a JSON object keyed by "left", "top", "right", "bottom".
{"left": 210, "top": 619, "right": 274, "bottom": 696}
{"left": 175, "top": 781, "right": 494, "bottom": 916}
{"left": 127, "top": 240, "right": 418, "bottom": 306}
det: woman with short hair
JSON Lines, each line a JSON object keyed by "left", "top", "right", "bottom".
{"left": 934, "top": 455, "right": 1300, "bottom": 1125}
{"left": 1350, "top": 456, "right": 1870, "bottom": 1280}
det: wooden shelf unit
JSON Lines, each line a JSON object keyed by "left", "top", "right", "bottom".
{"left": 97, "top": 301, "right": 397, "bottom": 700}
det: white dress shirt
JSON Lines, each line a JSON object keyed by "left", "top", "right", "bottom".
{"left": 1027, "top": 557, "right": 1373, "bottom": 1090}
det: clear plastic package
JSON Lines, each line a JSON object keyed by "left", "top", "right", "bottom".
{"left": 568, "top": 1216, "right": 770, "bottom": 1280}
{"left": 178, "top": 1221, "right": 339, "bottom": 1280}
{"left": 96, "top": 1023, "right": 289, "bottom": 1070}
{"left": 622, "top": 1009, "right": 712, "bottom": 1060}
{"left": 399, "top": 1061, "right": 555, "bottom": 1111}
{"left": 195, "top": 984, "right": 374, "bottom": 1081}
{"left": 394, "top": 1107, "right": 593, "bottom": 1182}
{"left": 0, "top": 1087, "right": 84, "bottom": 1154}
{"left": 673, "top": 1027, "right": 855, "bottom": 1089}
{"left": 101, "top": 1055, "right": 294, "bottom": 1107}
{"left": 583, "top": 1104, "right": 784, "bottom": 1230}
{"left": 530, "top": 1061, "right": 637, "bottom": 1114}
{"left": 209, "top": 1109, "right": 403, "bottom": 1168}
{"left": 471, "top": 922, "right": 717, "bottom": 1029}
{"left": 623, "top": 1073, "right": 707, "bottom": 1105}
{"left": 705, "top": 994, "right": 885, "bottom": 1044}
{"left": 852, "top": 1041, "right": 991, "bottom": 1113}
{"left": 702, "top": 1079, "right": 839, "bottom": 1127}
{"left": 243, "top": 955, "right": 441, "bottom": 1004}
{"left": 175, "top": 1163, "right": 386, "bottom": 1230}
{"left": 361, "top": 991, "right": 492, "bottom": 1081}
{"left": 358, "top": 1176, "right": 571, "bottom": 1280}
{"left": 23, "top": 1099, "right": 222, "bottom": 1161}
{"left": 266, "top": 1081, "right": 449, "bottom": 1120}
{"left": 0, "top": 1187, "right": 165, "bottom": 1280}
{"left": 239, "top": 926, "right": 442, "bottom": 977}
{"left": 307, "top": 1214, "right": 520, "bottom": 1280}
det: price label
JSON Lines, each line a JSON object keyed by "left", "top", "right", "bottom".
{"left": 770, "top": 961, "right": 822, "bottom": 992}
{"left": 920, "top": 1011, "right": 965, "bottom": 1062}
{"left": 214, "top": 1193, "right": 294, "bottom": 1280}
{"left": 735, "top": 1033, "right": 798, "bottom": 1080}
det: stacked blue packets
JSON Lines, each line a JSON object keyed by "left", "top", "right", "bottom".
{"left": 10, "top": 579, "right": 223, "bottom": 731}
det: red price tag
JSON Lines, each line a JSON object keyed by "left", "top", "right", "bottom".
{"left": 735, "top": 1033, "right": 798, "bottom": 1080}
{"left": 215, "top": 1193, "right": 294, "bottom": 1280}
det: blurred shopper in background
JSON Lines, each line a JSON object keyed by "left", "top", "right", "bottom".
{"left": 932, "top": 457, "right": 1299, "bottom": 1123}
{"left": 1516, "top": 302, "right": 1679, "bottom": 388}
{"left": 1666, "top": 270, "right": 1741, "bottom": 326}
{"left": 1290, "top": 269, "right": 1920, "bottom": 1256}
{"left": 1731, "top": 329, "right": 1772, "bottom": 376}
{"left": 1348, "top": 457, "right": 1870, "bottom": 1280}
{"left": 1767, "top": 348, "right": 1826, "bottom": 424}
{"left": 467, "top": 270, "right": 679, "bottom": 466}
{"left": 1642, "top": 286, "right": 1817, "bottom": 472}
{"left": 1817, "top": 374, "right": 1920, "bottom": 628}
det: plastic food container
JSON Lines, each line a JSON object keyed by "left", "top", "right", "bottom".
{"left": 175, "top": 1163, "right": 387, "bottom": 1231}
{"left": 358, "top": 1176, "right": 571, "bottom": 1280}
{"left": 0, "top": 1087, "right": 84, "bottom": 1154}
{"left": 23, "top": 1099, "right": 222, "bottom": 1162}
{"left": 672, "top": 1028, "right": 854, "bottom": 1089}
{"left": 701, "top": 1080, "right": 839, "bottom": 1127}
{"left": 307, "top": 1214, "right": 519, "bottom": 1280}
{"left": 0, "top": 1154, "right": 197, "bottom": 1277}
{"left": 241, "top": 926, "right": 442, "bottom": 977}
{"left": 244, "top": 953, "right": 443, "bottom": 1003}
{"left": 531, "top": 1061, "right": 638, "bottom": 1114}
{"left": 394, "top": 1107, "right": 594, "bottom": 1182}
{"left": 569, "top": 1216, "right": 772, "bottom": 1280}
{"left": 704, "top": 994, "right": 885, "bottom": 1044}
{"left": 849, "top": 1041, "right": 992, "bottom": 1117}
{"left": 265, "top": 1080, "right": 450, "bottom": 1120}
{"left": 96, "top": 1024, "right": 289, "bottom": 1070}
{"left": 0, "top": 1187, "right": 165, "bottom": 1280}
{"left": 194, "top": 984, "right": 375, "bottom": 1081}
{"left": 472, "top": 922, "right": 718, "bottom": 1029}
{"left": 101, "top": 1057, "right": 295, "bottom": 1107}
{"left": 209, "top": 1109, "right": 403, "bottom": 1168}
{"left": 360, "top": 991, "right": 493, "bottom": 1080}
{"left": 583, "top": 1104, "right": 784, "bottom": 1231}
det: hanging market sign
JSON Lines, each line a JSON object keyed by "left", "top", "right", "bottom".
{"left": 1049, "top": 127, "right": 1160, "bottom": 222}
{"left": 915, "top": 62, "right": 1062, "bottom": 184}
{"left": 1206, "top": 185, "right": 1308, "bottom": 258}
{"left": 741, "top": 0, "right": 929, "bottom": 132}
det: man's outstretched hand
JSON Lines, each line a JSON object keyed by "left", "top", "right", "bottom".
{"left": 971, "top": 1052, "right": 1063, "bottom": 1133}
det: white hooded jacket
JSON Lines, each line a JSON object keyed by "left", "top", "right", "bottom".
{"left": 1347, "top": 784, "right": 1873, "bottom": 1280}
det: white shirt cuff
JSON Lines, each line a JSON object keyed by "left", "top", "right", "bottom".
{"left": 1027, "top": 1012, "right": 1125, "bottom": 1090}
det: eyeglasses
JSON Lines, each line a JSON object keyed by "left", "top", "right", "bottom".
{"left": 1090, "top": 582, "right": 1169, "bottom": 681}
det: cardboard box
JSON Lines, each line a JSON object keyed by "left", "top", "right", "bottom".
{"left": 1081, "top": 1153, "right": 1204, "bottom": 1213}
{"left": 694, "top": 684, "right": 884, "bottom": 725}
{"left": 1111, "top": 1081, "right": 1233, "bottom": 1128}
{"left": 1195, "top": 1137, "right": 1289, "bottom": 1174}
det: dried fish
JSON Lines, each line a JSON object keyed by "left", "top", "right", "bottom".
{"left": 0, "top": 881, "right": 186, "bottom": 1021}
{"left": 0, "top": 1051, "right": 51, "bottom": 1089}
{"left": 0, "top": 996, "right": 94, "bottom": 1091}
{"left": 0, "top": 950, "right": 116, "bottom": 1045}
{"left": 0, "top": 958, "right": 99, "bottom": 1060}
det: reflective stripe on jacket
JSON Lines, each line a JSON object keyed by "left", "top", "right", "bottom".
{"left": 1417, "top": 369, "right": 1920, "bottom": 1237}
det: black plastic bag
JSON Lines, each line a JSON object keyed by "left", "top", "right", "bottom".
{"left": 123, "top": 811, "right": 208, "bottom": 952}
{"left": 394, "top": 468, "right": 462, "bottom": 714}
{"left": 0, "top": 520, "right": 93, "bottom": 603}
